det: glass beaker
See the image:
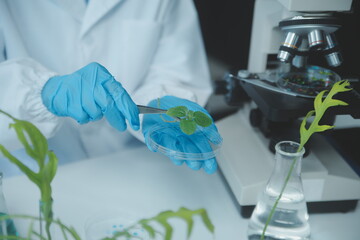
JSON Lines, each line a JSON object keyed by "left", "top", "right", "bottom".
{"left": 247, "top": 141, "right": 310, "bottom": 240}
{"left": 0, "top": 172, "right": 18, "bottom": 237}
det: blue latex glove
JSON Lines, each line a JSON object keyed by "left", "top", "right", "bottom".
{"left": 142, "top": 96, "right": 222, "bottom": 174}
{"left": 41, "top": 62, "right": 140, "bottom": 131}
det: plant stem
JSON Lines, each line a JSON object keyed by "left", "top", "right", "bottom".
{"left": 0, "top": 214, "right": 82, "bottom": 240}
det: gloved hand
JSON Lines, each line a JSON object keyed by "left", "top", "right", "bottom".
{"left": 142, "top": 96, "right": 222, "bottom": 174}
{"left": 41, "top": 62, "right": 140, "bottom": 131}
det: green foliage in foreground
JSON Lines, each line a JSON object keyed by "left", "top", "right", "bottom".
{"left": 106, "top": 207, "right": 214, "bottom": 240}
{"left": 260, "top": 80, "right": 352, "bottom": 240}
{"left": 0, "top": 207, "right": 214, "bottom": 240}
{"left": 0, "top": 110, "right": 57, "bottom": 240}
{"left": 0, "top": 110, "right": 215, "bottom": 240}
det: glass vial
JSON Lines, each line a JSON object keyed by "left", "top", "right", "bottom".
{"left": 247, "top": 141, "right": 310, "bottom": 240}
{"left": 0, "top": 172, "right": 18, "bottom": 237}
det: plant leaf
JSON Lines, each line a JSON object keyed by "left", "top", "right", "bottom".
{"left": 9, "top": 120, "right": 48, "bottom": 168}
{"left": 323, "top": 99, "right": 349, "bottom": 109}
{"left": 155, "top": 217, "right": 173, "bottom": 240}
{"left": 198, "top": 209, "right": 215, "bottom": 233}
{"left": 139, "top": 221, "right": 156, "bottom": 238}
{"left": 170, "top": 207, "right": 195, "bottom": 238}
{"left": 332, "top": 80, "right": 352, "bottom": 93}
{"left": 44, "top": 151, "right": 59, "bottom": 183}
{"left": 313, "top": 90, "right": 325, "bottom": 113}
{"left": 194, "top": 111, "right": 213, "bottom": 127}
{"left": 0, "top": 145, "right": 40, "bottom": 187}
{"left": 166, "top": 106, "right": 188, "bottom": 118}
{"left": 187, "top": 110, "right": 195, "bottom": 121}
{"left": 314, "top": 124, "right": 334, "bottom": 132}
{"left": 180, "top": 119, "right": 197, "bottom": 135}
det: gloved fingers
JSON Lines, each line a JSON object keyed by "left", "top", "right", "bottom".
{"left": 93, "top": 86, "right": 109, "bottom": 113}
{"left": 104, "top": 100, "right": 127, "bottom": 132}
{"left": 103, "top": 80, "right": 140, "bottom": 131}
{"left": 81, "top": 75, "right": 104, "bottom": 121}
{"left": 170, "top": 158, "right": 185, "bottom": 166}
{"left": 116, "top": 90, "right": 140, "bottom": 130}
{"left": 52, "top": 88, "right": 90, "bottom": 124}
{"left": 202, "top": 124, "right": 223, "bottom": 145}
{"left": 202, "top": 158, "right": 218, "bottom": 174}
{"left": 174, "top": 135, "right": 201, "bottom": 170}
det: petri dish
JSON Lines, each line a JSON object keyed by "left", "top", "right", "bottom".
{"left": 85, "top": 211, "right": 149, "bottom": 240}
{"left": 277, "top": 65, "right": 340, "bottom": 97}
{"left": 145, "top": 123, "right": 222, "bottom": 161}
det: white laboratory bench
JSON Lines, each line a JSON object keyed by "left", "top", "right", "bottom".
{"left": 2, "top": 145, "right": 360, "bottom": 239}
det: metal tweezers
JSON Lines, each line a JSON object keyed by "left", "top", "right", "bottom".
{"left": 137, "top": 105, "right": 167, "bottom": 115}
{"left": 137, "top": 105, "right": 180, "bottom": 121}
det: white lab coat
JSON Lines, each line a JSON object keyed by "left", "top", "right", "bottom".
{"left": 0, "top": 0, "right": 212, "bottom": 175}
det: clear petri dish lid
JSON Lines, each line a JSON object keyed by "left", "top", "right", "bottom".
{"left": 277, "top": 65, "right": 341, "bottom": 97}
{"left": 85, "top": 211, "right": 150, "bottom": 240}
{"left": 145, "top": 123, "right": 222, "bottom": 161}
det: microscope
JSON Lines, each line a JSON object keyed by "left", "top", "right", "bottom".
{"left": 215, "top": 0, "right": 360, "bottom": 218}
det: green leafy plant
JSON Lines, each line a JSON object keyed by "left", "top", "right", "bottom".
{"left": 0, "top": 110, "right": 215, "bottom": 240}
{"left": 165, "top": 106, "right": 212, "bottom": 135}
{"left": 0, "top": 110, "right": 58, "bottom": 240}
{"left": 260, "top": 80, "right": 352, "bottom": 240}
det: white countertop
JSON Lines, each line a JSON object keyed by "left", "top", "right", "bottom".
{"left": 2, "top": 145, "right": 360, "bottom": 239}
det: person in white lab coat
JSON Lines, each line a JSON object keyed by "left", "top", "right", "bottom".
{"left": 0, "top": 0, "right": 221, "bottom": 175}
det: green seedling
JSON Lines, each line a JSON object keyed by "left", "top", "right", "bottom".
{"left": 0, "top": 110, "right": 57, "bottom": 240}
{"left": 260, "top": 80, "right": 352, "bottom": 240}
{"left": 166, "top": 106, "right": 213, "bottom": 135}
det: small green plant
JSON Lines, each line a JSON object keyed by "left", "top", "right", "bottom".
{"left": 165, "top": 106, "right": 213, "bottom": 135}
{"left": 0, "top": 110, "right": 215, "bottom": 240}
{"left": 0, "top": 110, "right": 58, "bottom": 240}
{"left": 260, "top": 80, "right": 352, "bottom": 240}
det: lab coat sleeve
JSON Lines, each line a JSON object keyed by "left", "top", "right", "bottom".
{"left": 0, "top": 58, "right": 63, "bottom": 151}
{"left": 130, "top": 0, "right": 212, "bottom": 141}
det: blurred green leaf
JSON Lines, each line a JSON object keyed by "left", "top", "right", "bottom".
{"left": 180, "top": 119, "right": 197, "bottom": 135}
{"left": 187, "top": 110, "right": 194, "bottom": 120}
{"left": 9, "top": 120, "right": 48, "bottom": 167}
{"left": 193, "top": 111, "right": 212, "bottom": 127}
{"left": 166, "top": 106, "right": 188, "bottom": 118}
{"left": 44, "top": 151, "right": 58, "bottom": 184}
{"left": 156, "top": 218, "right": 173, "bottom": 240}
{"left": 0, "top": 145, "right": 40, "bottom": 187}
{"left": 197, "top": 209, "right": 215, "bottom": 234}
{"left": 139, "top": 221, "right": 156, "bottom": 238}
